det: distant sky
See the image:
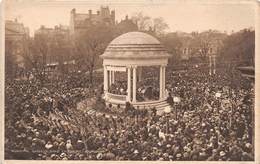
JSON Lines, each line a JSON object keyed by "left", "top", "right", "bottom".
{"left": 5, "top": 0, "right": 256, "bottom": 36}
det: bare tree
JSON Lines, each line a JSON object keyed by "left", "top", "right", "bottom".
{"left": 152, "top": 17, "right": 169, "bottom": 36}
{"left": 51, "top": 33, "right": 71, "bottom": 76}
{"left": 219, "top": 28, "right": 254, "bottom": 66}
{"left": 5, "top": 40, "right": 17, "bottom": 80}
{"left": 189, "top": 30, "right": 226, "bottom": 61}
{"left": 131, "top": 12, "right": 169, "bottom": 36}
{"left": 160, "top": 33, "right": 182, "bottom": 64}
{"left": 131, "top": 12, "right": 152, "bottom": 31}
{"left": 196, "top": 33, "right": 212, "bottom": 59}
{"left": 22, "top": 35, "right": 49, "bottom": 84}
{"left": 74, "top": 24, "right": 115, "bottom": 86}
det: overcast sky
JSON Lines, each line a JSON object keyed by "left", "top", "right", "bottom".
{"left": 5, "top": 0, "right": 256, "bottom": 36}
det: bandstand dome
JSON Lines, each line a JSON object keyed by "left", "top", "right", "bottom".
{"left": 101, "top": 31, "right": 170, "bottom": 60}
{"left": 100, "top": 31, "right": 171, "bottom": 114}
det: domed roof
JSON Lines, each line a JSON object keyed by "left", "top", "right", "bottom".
{"left": 110, "top": 31, "right": 160, "bottom": 45}
{"left": 101, "top": 32, "right": 170, "bottom": 59}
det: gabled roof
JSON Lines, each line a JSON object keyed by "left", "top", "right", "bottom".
{"left": 5, "top": 28, "right": 24, "bottom": 35}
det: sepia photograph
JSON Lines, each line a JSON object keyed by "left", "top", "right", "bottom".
{"left": 1, "top": 0, "right": 259, "bottom": 162}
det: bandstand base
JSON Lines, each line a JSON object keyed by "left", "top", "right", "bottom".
{"left": 103, "top": 95, "right": 171, "bottom": 115}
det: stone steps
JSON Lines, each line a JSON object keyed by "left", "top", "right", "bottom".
{"left": 154, "top": 101, "right": 173, "bottom": 115}
{"left": 132, "top": 100, "right": 172, "bottom": 115}
{"left": 103, "top": 94, "right": 173, "bottom": 115}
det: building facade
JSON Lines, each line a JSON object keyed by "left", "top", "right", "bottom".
{"left": 180, "top": 35, "right": 224, "bottom": 61}
{"left": 70, "top": 6, "right": 115, "bottom": 37}
{"left": 5, "top": 19, "right": 30, "bottom": 68}
{"left": 34, "top": 25, "right": 71, "bottom": 66}
{"left": 115, "top": 15, "right": 138, "bottom": 35}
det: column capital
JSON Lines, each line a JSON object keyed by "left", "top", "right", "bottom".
{"left": 104, "top": 65, "right": 109, "bottom": 96}
{"left": 127, "top": 67, "right": 132, "bottom": 102}
{"left": 127, "top": 65, "right": 138, "bottom": 69}
{"left": 161, "top": 64, "right": 167, "bottom": 68}
{"left": 132, "top": 66, "right": 137, "bottom": 102}
{"left": 159, "top": 66, "right": 163, "bottom": 99}
{"left": 132, "top": 65, "right": 137, "bottom": 69}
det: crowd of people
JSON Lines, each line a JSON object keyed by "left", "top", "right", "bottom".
{"left": 4, "top": 74, "right": 99, "bottom": 159}
{"left": 107, "top": 78, "right": 160, "bottom": 101}
{"left": 136, "top": 78, "right": 160, "bottom": 101}
{"left": 108, "top": 81, "right": 127, "bottom": 95}
{"left": 5, "top": 66, "right": 254, "bottom": 161}
{"left": 107, "top": 67, "right": 160, "bottom": 101}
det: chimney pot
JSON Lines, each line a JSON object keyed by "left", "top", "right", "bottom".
{"left": 71, "top": 8, "right": 76, "bottom": 14}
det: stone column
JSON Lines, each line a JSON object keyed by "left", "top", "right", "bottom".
{"left": 127, "top": 67, "right": 131, "bottom": 102}
{"left": 138, "top": 67, "right": 142, "bottom": 82}
{"left": 213, "top": 55, "right": 216, "bottom": 74}
{"left": 132, "top": 66, "right": 137, "bottom": 103}
{"left": 209, "top": 55, "right": 212, "bottom": 75}
{"left": 159, "top": 66, "right": 163, "bottom": 99}
{"left": 112, "top": 71, "right": 115, "bottom": 84}
{"left": 104, "top": 65, "right": 108, "bottom": 97}
{"left": 109, "top": 70, "right": 112, "bottom": 85}
{"left": 162, "top": 66, "right": 166, "bottom": 98}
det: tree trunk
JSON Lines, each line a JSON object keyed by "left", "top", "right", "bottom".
{"left": 89, "top": 66, "right": 94, "bottom": 86}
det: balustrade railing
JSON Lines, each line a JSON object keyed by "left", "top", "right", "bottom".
{"left": 106, "top": 93, "right": 127, "bottom": 101}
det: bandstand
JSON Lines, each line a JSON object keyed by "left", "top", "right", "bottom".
{"left": 100, "top": 32, "right": 171, "bottom": 110}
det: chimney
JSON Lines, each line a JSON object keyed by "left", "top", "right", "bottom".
{"left": 111, "top": 10, "right": 115, "bottom": 16}
{"left": 71, "top": 8, "right": 76, "bottom": 14}
{"left": 89, "top": 9, "right": 92, "bottom": 17}
{"left": 111, "top": 10, "right": 115, "bottom": 25}
{"left": 149, "top": 26, "right": 152, "bottom": 32}
{"left": 15, "top": 18, "right": 18, "bottom": 22}
{"left": 125, "top": 15, "right": 128, "bottom": 20}
{"left": 97, "top": 10, "right": 100, "bottom": 15}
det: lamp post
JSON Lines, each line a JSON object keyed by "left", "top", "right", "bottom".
{"left": 213, "top": 54, "right": 216, "bottom": 74}
{"left": 209, "top": 54, "right": 212, "bottom": 76}
{"left": 173, "top": 96, "right": 180, "bottom": 120}
{"left": 175, "top": 104, "right": 178, "bottom": 120}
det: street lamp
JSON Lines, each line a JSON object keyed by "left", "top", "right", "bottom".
{"left": 213, "top": 54, "right": 216, "bottom": 74}
{"left": 209, "top": 54, "right": 212, "bottom": 76}
{"left": 173, "top": 96, "right": 181, "bottom": 120}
